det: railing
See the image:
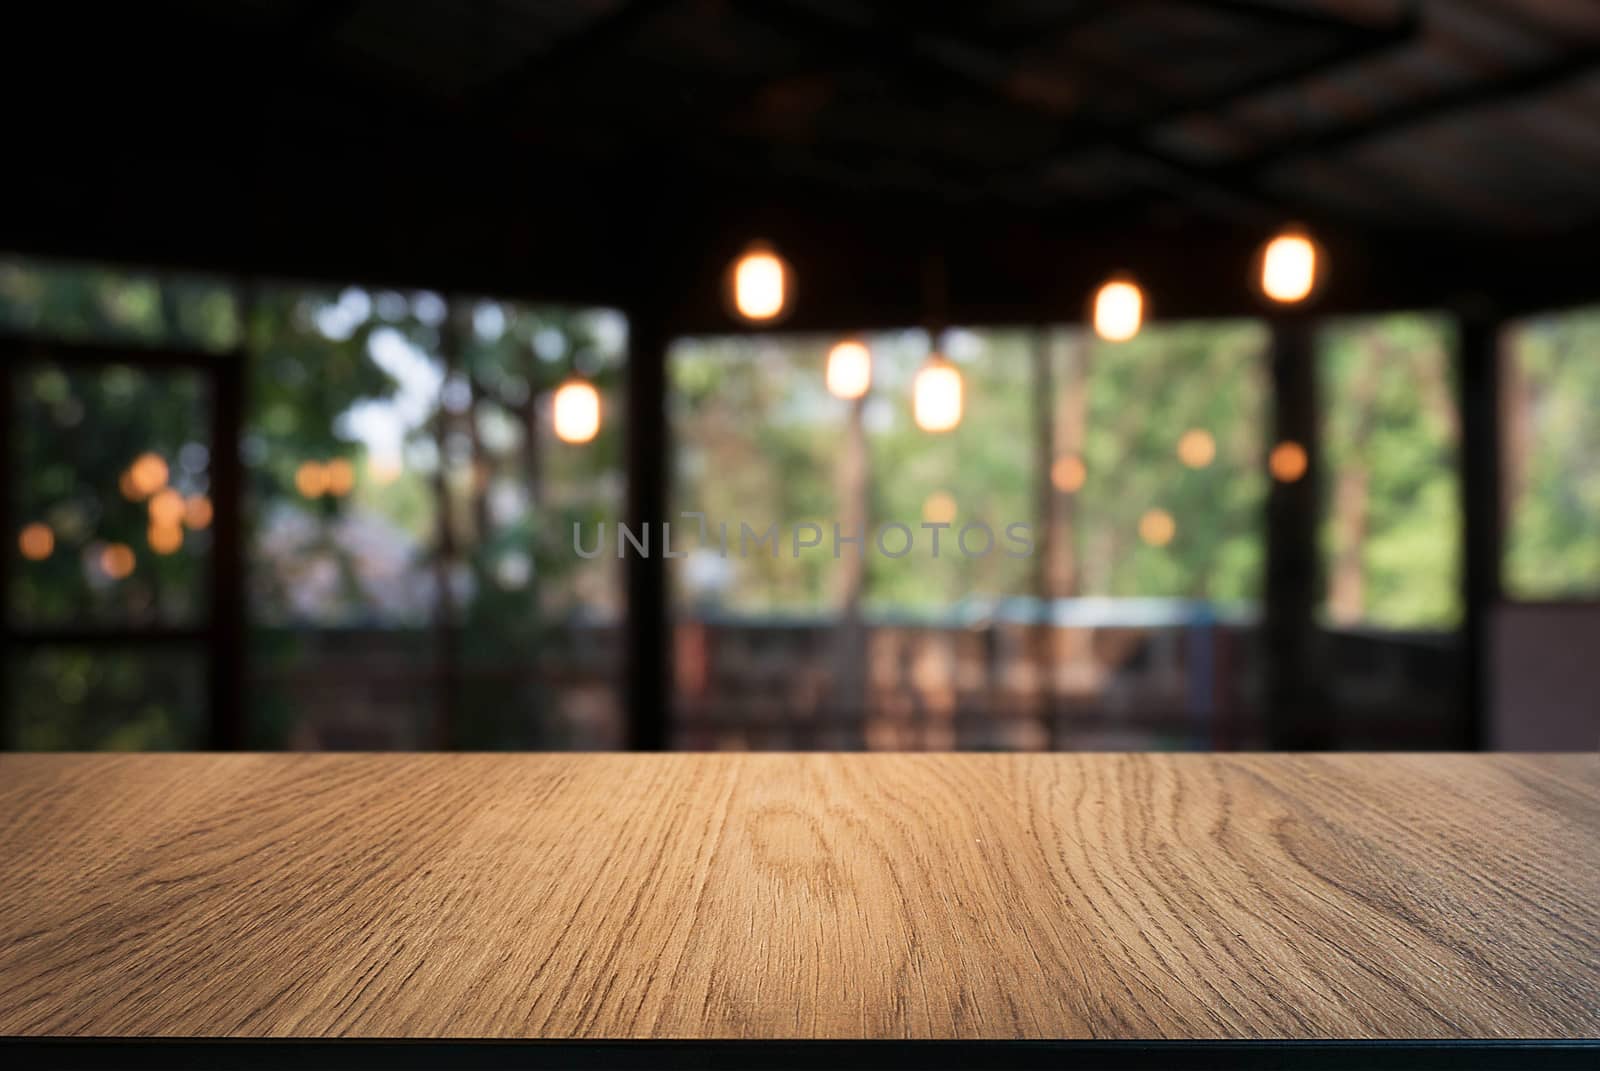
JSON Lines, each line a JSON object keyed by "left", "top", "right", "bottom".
{"left": 249, "top": 601, "right": 1461, "bottom": 750}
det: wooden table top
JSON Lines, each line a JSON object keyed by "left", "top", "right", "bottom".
{"left": 0, "top": 753, "right": 1595, "bottom": 1042}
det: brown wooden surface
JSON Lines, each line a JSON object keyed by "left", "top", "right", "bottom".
{"left": 0, "top": 753, "right": 1595, "bottom": 1040}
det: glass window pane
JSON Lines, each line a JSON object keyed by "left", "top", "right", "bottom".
{"left": 9, "top": 362, "right": 212, "bottom": 628}
{"left": 244, "top": 287, "right": 626, "bottom": 750}
{"left": 1316, "top": 313, "right": 1464, "bottom": 747}
{"left": 450, "top": 300, "right": 626, "bottom": 749}
{"left": 1052, "top": 321, "right": 1268, "bottom": 750}
{"left": 1504, "top": 306, "right": 1600, "bottom": 600}
{"left": 669, "top": 323, "right": 1269, "bottom": 751}
{"left": 6, "top": 646, "right": 206, "bottom": 750}
{"left": 1070, "top": 321, "right": 1268, "bottom": 601}
{"left": 1318, "top": 314, "right": 1461, "bottom": 629}
{"left": 245, "top": 284, "right": 445, "bottom": 748}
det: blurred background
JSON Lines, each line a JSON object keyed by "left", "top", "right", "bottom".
{"left": 3, "top": 1, "right": 1598, "bottom": 753}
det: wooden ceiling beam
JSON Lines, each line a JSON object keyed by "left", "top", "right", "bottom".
{"left": 470, "top": 0, "right": 677, "bottom": 118}
{"left": 1220, "top": 45, "right": 1600, "bottom": 176}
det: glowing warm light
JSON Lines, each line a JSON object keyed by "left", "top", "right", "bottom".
{"left": 1260, "top": 231, "right": 1318, "bottom": 303}
{"left": 19, "top": 522, "right": 54, "bottom": 561}
{"left": 1051, "top": 455, "right": 1086, "bottom": 493}
{"left": 922, "top": 491, "right": 958, "bottom": 525}
{"left": 148, "top": 523, "right": 182, "bottom": 555}
{"left": 184, "top": 495, "right": 213, "bottom": 530}
{"left": 1270, "top": 440, "right": 1308, "bottom": 482}
{"left": 913, "top": 354, "right": 963, "bottom": 433}
{"left": 99, "top": 542, "right": 135, "bottom": 579}
{"left": 552, "top": 377, "right": 602, "bottom": 444}
{"left": 126, "top": 452, "right": 169, "bottom": 499}
{"left": 326, "top": 458, "right": 356, "bottom": 497}
{"left": 1176, "top": 428, "right": 1216, "bottom": 468}
{"left": 118, "top": 470, "right": 141, "bottom": 501}
{"left": 148, "top": 488, "right": 186, "bottom": 528}
{"left": 1139, "top": 508, "right": 1176, "bottom": 547}
{"left": 295, "top": 461, "right": 329, "bottom": 498}
{"left": 826, "top": 340, "right": 872, "bottom": 400}
{"left": 1093, "top": 279, "right": 1143, "bottom": 342}
{"left": 731, "top": 243, "right": 788, "bottom": 322}
{"left": 368, "top": 457, "right": 403, "bottom": 486}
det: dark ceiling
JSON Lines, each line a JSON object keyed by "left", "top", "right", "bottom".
{"left": 5, "top": 0, "right": 1599, "bottom": 327}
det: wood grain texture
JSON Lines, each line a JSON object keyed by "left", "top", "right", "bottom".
{"left": 0, "top": 753, "right": 1595, "bottom": 1040}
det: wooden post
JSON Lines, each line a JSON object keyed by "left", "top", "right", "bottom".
{"left": 623, "top": 307, "right": 670, "bottom": 751}
{"left": 1456, "top": 312, "right": 1503, "bottom": 751}
{"left": 1264, "top": 316, "right": 1326, "bottom": 749}
{"left": 829, "top": 391, "right": 869, "bottom": 748}
{"left": 1030, "top": 327, "right": 1056, "bottom": 746}
{"left": 0, "top": 363, "right": 13, "bottom": 746}
{"left": 432, "top": 302, "right": 463, "bottom": 749}
{"left": 206, "top": 345, "right": 247, "bottom": 750}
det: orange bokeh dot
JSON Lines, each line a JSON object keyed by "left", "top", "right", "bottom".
{"left": 19, "top": 522, "right": 54, "bottom": 561}
{"left": 1270, "top": 440, "right": 1308, "bottom": 482}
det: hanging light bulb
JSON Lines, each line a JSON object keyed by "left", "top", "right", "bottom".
{"left": 826, "top": 340, "right": 872, "bottom": 400}
{"left": 728, "top": 241, "right": 790, "bottom": 322}
{"left": 913, "top": 351, "right": 963, "bottom": 433}
{"left": 1259, "top": 228, "right": 1319, "bottom": 303}
{"left": 553, "top": 376, "right": 601, "bottom": 444}
{"left": 1093, "top": 277, "right": 1144, "bottom": 342}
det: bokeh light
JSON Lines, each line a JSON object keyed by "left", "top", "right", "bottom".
{"left": 326, "top": 458, "right": 356, "bottom": 497}
{"left": 148, "top": 487, "right": 186, "bottom": 528}
{"left": 295, "top": 461, "right": 329, "bottom": 498}
{"left": 19, "top": 522, "right": 54, "bottom": 561}
{"left": 184, "top": 494, "right": 213, "bottom": 530}
{"left": 552, "top": 378, "right": 602, "bottom": 444}
{"left": 1261, "top": 232, "right": 1318, "bottom": 303}
{"left": 126, "top": 452, "right": 169, "bottom": 499}
{"left": 148, "top": 523, "right": 182, "bottom": 555}
{"left": 1269, "top": 440, "right": 1308, "bottom": 482}
{"left": 921, "top": 491, "right": 958, "bottom": 525}
{"left": 913, "top": 355, "right": 963, "bottom": 433}
{"left": 1051, "top": 455, "right": 1086, "bottom": 493}
{"left": 1177, "top": 428, "right": 1216, "bottom": 468}
{"left": 1139, "top": 508, "right": 1177, "bottom": 547}
{"left": 826, "top": 340, "right": 872, "bottom": 400}
{"left": 1093, "top": 279, "right": 1144, "bottom": 342}
{"left": 99, "top": 542, "right": 136, "bottom": 579}
{"left": 732, "top": 244, "right": 788, "bottom": 321}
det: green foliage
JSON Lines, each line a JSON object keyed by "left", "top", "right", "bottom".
{"left": 1075, "top": 321, "right": 1268, "bottom": 601}
{"left": 1319, "top": 314, "right": 1462, "bottom": 629}
{"left": 1504, "top": 308, "right": 1600, "bottom": 599}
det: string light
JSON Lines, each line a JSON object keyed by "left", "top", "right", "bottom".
{"left": 1177, "top": 428, "right": 1216, "bottom": 468}
{"left": 1093, "top": 278, "right": 1144, "bottom": 342}
{"left": 1270, "top": 440, "right": 1308, "bottom": 482}
{"left": 326, "top": 458, "right": 356, "bottom": 497}
{"left": 99, "top": 542, "right": 135, "bottom": 580}
{"left": 1260, "top": 228, "right": 1319, "bottom": 304}
{"left": 913, "top": 352, "right": 963, "bottom": 433}
{"left": 553, "top": 377, "right": 602, "bottom": 444}
{"left": 825, "top": 340, "right": 872, "bottom": 400}
{"left": 148, "top": 523, "right": 182, "bottom": 555}
{"left": 1139, "top": 508, "right": 1176, "bottom": 547}
{"left": 729, "top": 241, "right": 789, "bottom": 322}
{"left": 184, "top": 495, "right": 213, "bottom": 530}
{"left": 148, "top": 488, "right": 186, "bottom": 528}
{"left": 1051, "top": 455, "right": 1086, "bottom": 493}
{"left": 18, "top": 522, "right": 54, "bottom": 561}
{"left": 922, "top": 491, "right": 957, "bottom": 524}
{"left": 124, "top": 452, "right": 169, "bottom": 499}
{"left": 294, "top": 461, "right": 329, "bottom": 498}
